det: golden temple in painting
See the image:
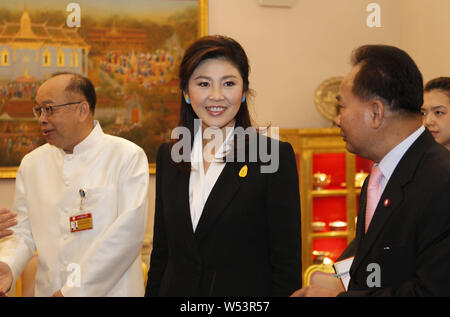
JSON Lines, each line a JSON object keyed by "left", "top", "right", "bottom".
{"left": 0, "top": 5, "right": 89, "bottom": 83}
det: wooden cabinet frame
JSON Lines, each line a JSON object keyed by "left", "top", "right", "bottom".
{"left": 280, "top": 128, "right": 366, "bottom": 281}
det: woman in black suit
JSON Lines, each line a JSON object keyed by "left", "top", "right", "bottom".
{"left": 146, "top": 35, "right": 301, "bottom": 297}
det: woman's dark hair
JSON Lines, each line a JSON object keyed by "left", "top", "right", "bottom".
{"left": 50, "top": 72, "right": 97, "bottom": 115}
{"left": 171, "top": 35, "right": 253, "bottom": 170}
{"left": 424, "top": 77, "right": 450, "bottom": 99}
{"left": 350, "top": 44, "right": 423, "bottom": 114}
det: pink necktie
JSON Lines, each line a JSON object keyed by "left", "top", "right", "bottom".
{"left": 365, "top": 165, "right": 383, "bottom": 233}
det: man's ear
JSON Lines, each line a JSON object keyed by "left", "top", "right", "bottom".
{"left": 78, "top": 101, "right": 91, "bottom": 122}
{"left": 369, "top": 99, "right": 385, "bottom": 129}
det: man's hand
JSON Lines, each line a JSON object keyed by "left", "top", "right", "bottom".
{"left": 0, "top": 208, "right": 18, "bottom": 239}
{"left": 290, "top": 269, "right": 345, "bottom": 297}
{"left": 0, "top": 262, "right": 13, "bottom": 297}
{"left": 290, "top": 285, "right": 342, "bottom": 297}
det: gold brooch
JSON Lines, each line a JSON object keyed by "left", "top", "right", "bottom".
{"left": 239, "top": 165, "right": 248, "bottom": 178}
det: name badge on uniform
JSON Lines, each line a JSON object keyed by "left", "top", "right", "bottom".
{"left": 70, "top": 213, "right": 93, "bottom": 232}
{"left": 70, "top": 188, "right": 93, "bottom": 233}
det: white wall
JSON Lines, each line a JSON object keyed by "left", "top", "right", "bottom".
{"left": 208, "top": 0, "right": 450, "bottom": 128}
{"left": 397, "top": 0, "right": 450, "bottom": 83}
{"left": 208, "top": 0, "right": 402, "bottom": 129}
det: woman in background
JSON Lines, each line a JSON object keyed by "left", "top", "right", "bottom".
{"left": 421, "top": 77, "right": 450, "bottom": 150}
{"left": 146, "top": 35, "right": 301, "bottom": 297}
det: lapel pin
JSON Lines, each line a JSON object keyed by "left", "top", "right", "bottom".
{"left": 383, "top": 198, "right": 391, "bottom": 207}
{"left": 239, "top": 165, "right": 248, "bottom": 178}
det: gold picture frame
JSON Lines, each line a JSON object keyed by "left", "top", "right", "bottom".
{"left": 0, "top": 0, "right": 208, "bottom": 178}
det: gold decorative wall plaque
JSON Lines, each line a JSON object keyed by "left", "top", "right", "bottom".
{"left": 314, "top": 77, "right": 343, "bottom": 124}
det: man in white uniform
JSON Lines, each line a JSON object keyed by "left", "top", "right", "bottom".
{"left": 0, "top": 72, "right": 149, "bottom": 297}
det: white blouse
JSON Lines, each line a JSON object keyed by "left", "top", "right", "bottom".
{"left": 189, "top": 126, "right": 234, "bottom": 232}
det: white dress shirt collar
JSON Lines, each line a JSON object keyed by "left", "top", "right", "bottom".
{"left": 189, "top": 124, "right": 235, "bottom": 232}
{"left": 63, "top": 120, "right": 103, "bottom": 156}
{"left": 377, "top": 125, "right": 425, "bottom": 190}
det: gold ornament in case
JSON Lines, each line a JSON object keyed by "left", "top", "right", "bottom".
{"left": 313, "top": 172, "right": 331, "bottom": 190}
{"left": 354, "top": 170, "right": 369, "bottom": 188}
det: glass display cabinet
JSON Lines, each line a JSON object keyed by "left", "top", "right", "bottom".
{"left": 279, "top": 128, "right": 373, "bottom": 280}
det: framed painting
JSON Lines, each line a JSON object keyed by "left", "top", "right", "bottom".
{"left": 0, "top": 0, "right": 208, "bottom": 178}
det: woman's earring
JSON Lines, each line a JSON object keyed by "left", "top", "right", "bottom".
{"left": 241, "top": 96, "right": 246, "bottom": 103}
{"left": 186, "top": 97, "right": 191, "bottom": 104}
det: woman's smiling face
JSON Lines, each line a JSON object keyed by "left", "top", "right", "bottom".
{"left": 184, "top": 57, "right": 244, "bottom": 133}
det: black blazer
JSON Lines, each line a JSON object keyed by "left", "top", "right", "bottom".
{"left": 146, "top": 136, "right": 302, "bottom": 297}
{"left": 339, "top": 130, "right": 450, "bottom": 296}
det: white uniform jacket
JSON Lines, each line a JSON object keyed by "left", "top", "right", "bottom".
{"left": 0, "top": 121, "right": 149, "bottom": 296}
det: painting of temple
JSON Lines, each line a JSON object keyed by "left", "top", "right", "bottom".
{"left": 0, "top": 6, "right": 89, "bottom": 82}
{"left": 0, "top": 6, "right": 90, "bottom": 165}
{"left": 0, "top": 1, "right": 201, "bottom": 166}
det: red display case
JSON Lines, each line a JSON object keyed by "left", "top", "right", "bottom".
{"left": 280, "top": 128, "right": 373, "bottom": 281}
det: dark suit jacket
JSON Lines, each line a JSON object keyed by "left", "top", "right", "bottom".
{"left": 339, "top": 130, "right": 450, "bottom": 296}
{"left": 146, "top": 136, "right": 302, "bottom": 297}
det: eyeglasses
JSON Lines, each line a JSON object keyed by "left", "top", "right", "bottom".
{"left": 32, "top": 101, "right": 83, "bottom": 118}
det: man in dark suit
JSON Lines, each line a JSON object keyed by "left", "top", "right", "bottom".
{"left": 292, "top": 44, "right": 450, "bottom": 297}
